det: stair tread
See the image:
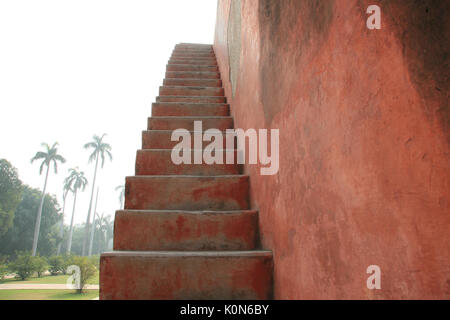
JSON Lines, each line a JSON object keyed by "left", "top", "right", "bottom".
{"left": 117, "top": 209, "right": 256, "bottom": 213}
{"left": 150, "top": 116, "right": 231, "bottom": 118}
{"left": 161, "top": 85, "right": 222, "bottom": 89}
{"left": 103, "top": 250, "right": 272, "bottom": 257}
{"left": 128, "top": 174, "right": 248, "bottom": 178}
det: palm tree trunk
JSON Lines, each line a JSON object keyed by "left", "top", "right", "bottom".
{"left": 56, "top": 193, "right": 68, "bottom": 255}
{"left": 88, "top": 188, "right": 99, "bottom": 256}
{"left": 67, "top": 189, "right": 78, "bottom": 254}
{"left": 82, "top": 155, "right": 99, "bottom": 256}
{"left": 31, "top": 165, "right": 50, "bottom": 256}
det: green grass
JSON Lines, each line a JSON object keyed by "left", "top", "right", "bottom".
{"left": 0, "top": 270, "right": 99, "bottom": 285}
{"left": 0, "top": 289, "right": 99, "bottom": 300}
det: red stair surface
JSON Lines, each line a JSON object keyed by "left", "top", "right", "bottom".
{"left": 100, "top": 43, "right": 273, "bottom": 300}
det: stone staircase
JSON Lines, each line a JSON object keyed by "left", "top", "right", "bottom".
{"left": 100, "top": 43, "right": 273, "bottom": 300}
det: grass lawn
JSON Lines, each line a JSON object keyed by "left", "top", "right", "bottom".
{"left": 0, "top": 289, "right": 99, "bottom": 300}
{"left": 0, "top": 270, "right": 99, "bottom": 285}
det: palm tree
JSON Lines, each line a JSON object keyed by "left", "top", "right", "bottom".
{"left": 65, "top": 167, "right": 88, "bottom": 254}
{"left": 30, "top": 142, "right": 66, "bottom": 256}
{"left": 88, "top": 187, "right": 100, "bottom": 256}
{"left": 82, "top": 134, "right": 112, "bottom": 255}
{"left": 56, "top": 181, "right": 72, "bottom": 255}
{"left": 97, "top": 214, "right": 114, "bottom": 253}
{"left": 115, "top": 185, "right": 125, "bottom": 209}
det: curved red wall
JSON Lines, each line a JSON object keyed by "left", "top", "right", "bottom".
{"left": 214, "top": 0, "right": 449, "bottom": 299}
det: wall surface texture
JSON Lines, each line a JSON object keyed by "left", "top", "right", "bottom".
{"left": 214, "top": 0, "right": 449, "bottom": 299}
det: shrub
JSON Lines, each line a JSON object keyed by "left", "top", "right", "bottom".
{"left": 9, "top": 251, "right": 35, "bottom": 280}
{"left": 61, "top": 254, "right": 73, "bottom": 275}
{"left": 0, "top": 256, "right": 9, "bottom": 280}
{"left": 0, "top": 264, "right": 8, "bottom": 280}
{"left": 89, "top": 255, "right": 100, "bottom": 269}
{"left": 32, "top": 256, "right": 48, "bottom": 278}
{"left": 67, "top": 256, "right": 97, "bottom": 293}
{"left": 47, "top": 256, "right": 64, "bottom": 275}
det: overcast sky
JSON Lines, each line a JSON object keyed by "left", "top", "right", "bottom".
{"left": 0, "top": 0, "right": 218, "bottom": 225}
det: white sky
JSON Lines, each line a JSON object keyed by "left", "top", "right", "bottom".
{"left": 0, "top": 0, "right": 218, "bottom": 225}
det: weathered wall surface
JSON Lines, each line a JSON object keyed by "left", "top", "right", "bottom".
{"left": 214, "top": 0, "right": 449, "bottom": 299}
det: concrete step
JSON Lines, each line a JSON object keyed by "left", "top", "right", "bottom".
{"left": 135, "top": 149, "right": 241, "bottom": 176}
{"left": 171, "top": 53, "right": 216, "bottom": 59}
{"left": 163, "top": 78, "right": 222, "bottom": 87}
{"left": 173, "top": 48, "right": 214, "bottom": 53}
{"left": 159, "top": 86, "right": 224, "bottom": 97}
{"left": 148, "top": 116, "right": 233, "bottom": 130}
{"left": 142, "top": 130, "right": 236, "bottom": 149}
{"left": 156, "top": 96, "right": 226, "bottom": 103}
{"left": 125, "top": 175, "right": 249, "bottom": 211}
{"left": 170, "top": 55, "right": 216, "bottom": 60}
{"left": 175, "top": 47, "right": 213, "bottom": 51}
{"left": 113, "top": 210, "right": 258, "bottom": 251}
{"left": 169, "top": 59, "right": 217, "bottom": 66}
{"left": 176, "top": 43, "right": 213, "bottom": 47}
{"left": 167, "top": 64, "right": 218, "bottom": 72}
{"left": 165, "top": 71, "right": 220, "bottom": 79}
{"left": 100, "top": 250, "right": 273, "bottom": 300}
{"left": 152, "top": 102, "right": 229, "bottom": 117}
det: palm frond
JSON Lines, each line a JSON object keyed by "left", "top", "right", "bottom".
{"left": 88, "top": 151, "right": 97, "bottom": 163}
{"left": 39, "top": 161, "right": 46, "bottom": 175}
{"left": 41, "top": 142, "right": 50, "bottom": 150}
{"left": 83, "top": 142, "right": 97, "bottom": 149}
{"left": 105, "top": 149, "right": 113, "bottom": 161}
{"left": 30, "top": 152, "right": 47, "bottom": 163}
{"left": 54, "top": 154, "right": 66, "bottom": 163}
{"left": 100, "top": 151, "right": 106, "bottom": 168}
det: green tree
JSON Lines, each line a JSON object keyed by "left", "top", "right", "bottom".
{"left": 0, "top": 159, "right": 23, "bottom": 236}
{"left": 67, "top": 256, "right": 96, "bottom": 293}
{"left": 82, "top": 134, "right": 112, "bottom": 255}
{"left": 32, "top": 256, "right": 48, "bottom": 277}
{"left": 115, "top": 185, "right": 125, "bottom": 210}
{"left": 47, "top": 255, "right": 64, "bottom": 275}
{"left": 0, "top": 256, "right": 9, "bottom": 280}
{"left": 95, "top": 214, "right": 114, "bottom": 254}
{"left": 9, "top": 251, "right": 35, "bottom": 280}
{"left": 0, "top": 186, "right": 61, "bottom": 257}
{"left": 64, "top": 168, "right": 88, "bottom": 254}
{"left": 61, "top": 253, "right": 73, "bottom": 275}
{"left": 57, "top": 179, "right": 72, "bottom": 255}
{"left": 30, "top": 142, "right": 66, "bottom": 256}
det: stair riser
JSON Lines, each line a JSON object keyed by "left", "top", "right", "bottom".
{"left": 169, "top": 53, "right": 217, "bottom": 62}
{"left": 167, "top": 65, "right": 218, "bottom": 72}
{"left": 125, "top": 176, "right": 249, "bottom": 210}
{"left": 100, "top": 253, "right": 273, "bottom": 299}
{"left": 159, "top": 86, "right": 224, "bottom": 97}
{"left": 169, "top": 59, "right": 217, "bottom": 65}
{"left": 113, "top": 210, "right": 257, "bottom": 251}
{"left": 165, "top": 71, "right": 220, "bottom": 79}
{"left": 156, "top": 96, "right": 226, "bottom": 103}
{"left": 174, "top": 48, "right": 214, "bottom": 52}
{"left": 136, "top": 150, "right": 241, "bottom": 175}
{"left": 175, "top": 45, "right": 213, "bottom": 49}
{"left": 142, "top": 131, "right": 236, "bottom": 149}
{"left": 152, "top": 103, "right": 229, "bottom": 117}
{"left": 163, "top": 79, "right": 222, "bottom": 87}
{"left": 171, "top": 54, "right": 216, "bottom": 59}
{"left": 148, "top": 117, "right": 233, "bottom": 130}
